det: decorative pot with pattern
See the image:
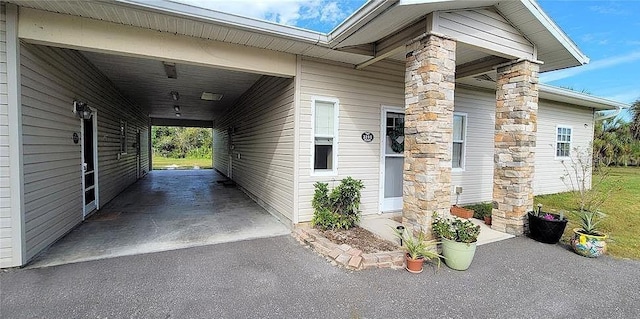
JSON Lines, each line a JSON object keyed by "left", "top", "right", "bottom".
{"left": 570, "top": 228, "right": 607, "bottom": 258}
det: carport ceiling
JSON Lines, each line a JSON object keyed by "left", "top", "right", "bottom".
{"left": 81, "top": 51, "right": 263, "bottom": 121}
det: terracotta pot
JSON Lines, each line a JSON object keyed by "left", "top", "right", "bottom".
{"left": 405, "top": 254, "right": 424, "bottom": 273}
{"left": 450, "top": 205, "right": 474, "bottom": 219}
{"left": 483, "top": 216, "right": 492, "bottom": 225}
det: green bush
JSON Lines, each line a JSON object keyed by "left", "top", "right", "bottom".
{"left": 311, "top": 177, "right": 364, "bottom": 230}
{"left": 463, "top": 202, "right": 493, "bottom": 219}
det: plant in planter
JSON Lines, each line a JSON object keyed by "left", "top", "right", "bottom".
{"left": 394, "top": 229, "right": 443, "bottom": 274}
{"left": 431, "top": 212, "right": 480, "bottom": 271}
{"left": 570, "top": 211, "right": 608, "bottom": 258}
{"left": 450, "top": 188, "right": 474, "bottom": 219}
{"left": 311, "top": 177, "right": 364, "bottom": 230}
{"left": 528, "top": 204, "right": 568, "bottom": 244}
{"left": 483, "top": 210, "right": 492, "bottom": 226}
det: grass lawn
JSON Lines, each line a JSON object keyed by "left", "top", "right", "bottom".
{"left": 535, "top": 166, "right": 640, "bottom": 260}
{"left": 152, "top": 156, "right": 212, "bottom": 170}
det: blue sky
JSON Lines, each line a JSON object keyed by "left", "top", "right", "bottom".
{"left": 178, "top": 0, "right": 638, "bottom": 109}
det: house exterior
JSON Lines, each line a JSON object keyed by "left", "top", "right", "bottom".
{"left": 0, "top": 0, "right": 628, "bottom": 268}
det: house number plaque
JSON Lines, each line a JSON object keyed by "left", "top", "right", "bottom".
{"left": 361, "top": 132, "right": 374, "bottom": 143}
{"left": 72, "top": 132, "right": 79, "bottom": 144}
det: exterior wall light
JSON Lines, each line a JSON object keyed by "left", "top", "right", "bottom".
{"left": 73, "top": 101, "right": 93, "bottom": 119}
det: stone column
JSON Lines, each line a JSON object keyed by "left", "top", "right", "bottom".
{"left": 492, "top": 60, "right": 540, "bottom": 235}
{"left": 403, "top": 33, "right": 456, "bottom": 235}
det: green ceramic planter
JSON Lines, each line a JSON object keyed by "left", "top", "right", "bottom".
{"left": 441, "top": 238, "right": 477, "bottom": 271}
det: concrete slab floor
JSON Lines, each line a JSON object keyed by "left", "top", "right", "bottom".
{"left": 27, "top": 170, "right": 290, "bottom": 268}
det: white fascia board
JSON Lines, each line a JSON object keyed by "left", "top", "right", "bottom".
{"left": 114, "top": 0, "right": 328, "bottom": 45}
{"left": 521, "top": 0, "right": 589, "bottom": 65}
{"left": 540, "top": 84, "right": 629, "bottom": 111}
{"left": 327, "top": 0, "right": 397, "bottom": 46}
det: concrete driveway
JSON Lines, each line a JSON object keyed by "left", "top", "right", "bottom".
{"left": 2, "top": 235, "right": 638, "bottom": 318}
{"left": 27, "top": 170, "right": 290, "bottom": 268}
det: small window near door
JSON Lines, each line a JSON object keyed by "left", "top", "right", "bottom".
{"left": 313, "top": 98, "right": 338, "bottom": 173}
{"left": 556, "top": 126, "right": 572, "bottom": 158}
{"left": 453, "top": 114, "right": 466, "bottom": 169}
{"left": 120, "top": 120, "right": 128, "bottom": 155}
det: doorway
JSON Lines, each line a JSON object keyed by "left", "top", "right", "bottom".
{"left": 81, "top": 112, "right": 99, "bottom": 217}
{"left": 380, "top": 107, "right": 405, "bottom": 212}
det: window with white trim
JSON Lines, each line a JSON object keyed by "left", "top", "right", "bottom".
{"left": 313, "top": 99, "right": 337, "bottom": 172}
{"left": 452, "top": 114, "right": 466, "bottom": 169}
{"left": 556, "top": 126, "right": 572, "bottom": 158}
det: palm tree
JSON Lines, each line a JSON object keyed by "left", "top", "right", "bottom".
{"left": 631, "top": 99, "right": 640, "bottom": 140}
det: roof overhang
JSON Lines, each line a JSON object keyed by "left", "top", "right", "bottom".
{"left": 539, "top": 84, "right": 628, "bottom": 111}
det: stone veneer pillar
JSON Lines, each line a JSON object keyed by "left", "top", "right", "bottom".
{"left": 403, "top": 33, "right": 456, "bottom": 235}
{"left": 492, "top": 60, "right": 540, "bottom": 235}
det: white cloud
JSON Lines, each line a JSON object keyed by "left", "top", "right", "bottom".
{"left": 540, "top": 51, "right": 640, "bottom": 82}
{"left": 174, "top": 0, "right": 349, "bottom": 27}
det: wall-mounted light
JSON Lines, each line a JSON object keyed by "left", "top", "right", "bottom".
{"left": 163, "top": 62, "right": 177, "bottom": 79}
{"left": 175, "top": 113, "right": 181, "bottom": 117}
{"left": 73, "top": 101, "right": 93, "bottom": 120}
{"left": 173, "top": 105, "right": 180, "bottom": 112}
{"left": 170, "top": 91, "right": 180, "bottom": 101}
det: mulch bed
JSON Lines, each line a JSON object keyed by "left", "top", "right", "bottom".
{"left": 320, "top": 226, "right": 398, "bottom": 254}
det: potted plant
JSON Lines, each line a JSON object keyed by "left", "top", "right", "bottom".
{"left": 528, "top": 204, "right": 568, "bottom": 244}
{"left": 570, "top": 211, "right": 607, "bottom": 258}
{"left": 394, "top": 229, "right": 443, "bottom": 274}
{"left": 431, "top": 212, "right": 480, "bottom": 271}
{"left": 483, "top": 210, "right": 492, "bottom": 225}
{"left": 450, "top": 205, "right": 474, "bottom": 219}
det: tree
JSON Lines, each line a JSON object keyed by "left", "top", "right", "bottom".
{"left": 631, "top": 99, "right": 640, "bottom": 140}
{"left": 151, "top": 126, "right": 212, "bottom": 158}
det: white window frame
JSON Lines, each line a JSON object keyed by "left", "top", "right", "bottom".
{"left": 452, "top": 112, "right": 467, "bottom": 172}
{"left": 311, "top": 96, "right": 339, "bottom": 176}
{"left": 555, "top": 125, "right": 572, "bottom": 159}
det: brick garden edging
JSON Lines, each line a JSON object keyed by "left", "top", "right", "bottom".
{"left": 292, "top": 224, "right": 405, "bottom": 270}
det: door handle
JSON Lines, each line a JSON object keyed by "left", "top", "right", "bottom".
{"left": 83, "top": 163, "right": 88, "bottom": 172}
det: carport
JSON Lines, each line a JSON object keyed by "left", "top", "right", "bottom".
{"left": 4, "top": 2, "right": 299, "bottom": 267}
{"left": 29, "top": 170, "right": 289, "bottom": 268}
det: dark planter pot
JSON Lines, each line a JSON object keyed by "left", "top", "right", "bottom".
{"left": 483, "top": 216, "right": 492, "bottom": 225}
{"left": 528, "top": 212, "right": 568, "bottom": 244}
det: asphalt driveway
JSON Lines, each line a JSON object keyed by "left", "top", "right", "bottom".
{"left": 1, "top": 236, "right": 639, "bottom": 318}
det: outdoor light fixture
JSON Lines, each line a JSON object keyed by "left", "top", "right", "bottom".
{"left": 201, "top": 92, "right": 223, "bottom": 101}
{"left": 170, "top": 91, "right": 180, "bottom": 101}
{"left": 73, "top": 101, "right": 93, "bottom": 120}
{"left": 163, "top": 62, "right": 177, "bottom": 79}
{"left": 175, "top": 112, "right": 181, "bottom": 117}
{"left": 173, "top": 105, "right": 180, "bottom": 112}
{"left": 396, "top": 225, "right": 405, "bottom": 246}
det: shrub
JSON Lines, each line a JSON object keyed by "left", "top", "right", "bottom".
{"left": 463, "top": 202, "right": 493, "bottom": 219}
{"left": 311, "top": 177, "right": 365, "bottom": 230}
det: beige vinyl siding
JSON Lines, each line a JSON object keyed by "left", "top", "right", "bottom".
{"left": 450, "top": 87, "right": 496, "bottom": 205}
{"left": 297, "top": 57, "right": 404, "bottom": 222}
{"left": 0, "top": 3, "right": 13, "bottom": 267}
{"left": 213, "top": 76, "right": 295, "bottom": 223}
{"left": 21, "top": 43, "right": 148, "bottom": 261}
{"left": 437, "top": 9, "right": 534, "bottom": 60}
{"left": 534, "top": 101, "right": 594, "bottom": 195}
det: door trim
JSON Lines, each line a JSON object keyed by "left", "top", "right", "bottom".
{"left": 81, "top": 111, "right": 99, "bottom": 218}
{"left": 379, "top": 105, "right": 404, "bottom": 213}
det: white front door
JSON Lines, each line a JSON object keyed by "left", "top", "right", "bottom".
{"left": 81, "top": 113, "right": 99, "bottom": 217}
{"left": 381, "top": 107, "right": 405, "bottom": 212}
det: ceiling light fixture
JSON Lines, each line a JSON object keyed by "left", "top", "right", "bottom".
{"left": 170, "top": 91, "right": 180, "bottom": 101}
{"left": 201, "top": 92, "right": 223, "bottom": 101}
{"left": 163, "top": 62, "right": 177, "bottom": 79}
{"left": 175, "top": 112, "right": 181, "bottom": 117}
{"left": 173, "top": 105, "right": 180, "bottom": 112}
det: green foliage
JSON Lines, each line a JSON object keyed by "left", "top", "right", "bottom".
{"left": 394, "top": 230, "right": 443, "bottom": 269}
{"left": 463, "top": 202, "right": 492, "bottom": 219}
{"left": 593, "top": 113, "right": 640, "bottom": 167}
{"left": 431, "top": 212, "right": 481, "bottom": 244}
{"left": 152, "top": 126, "right": 212, "bottom": 159}
{"left": 311, "top": 177, "right": 365, "bottom": 230}
{"left": 574, "top": 211, "right": 606, "bottom": 236}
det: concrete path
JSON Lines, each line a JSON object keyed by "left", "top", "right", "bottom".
{"left": 2, "top": 235, "right": 638, "bottom": 318}
{"left": 28, "top": 170, "right": 290, "bottom": 268}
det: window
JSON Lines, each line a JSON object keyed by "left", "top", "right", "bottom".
{"left": 556, "top": 126, "right": 572, "bottom": 158}
{"left": 119, "top": 120, "right": 127, "bottom": 154}
{"left": 313, "top": 98, "right": 338, "bottom": 173}
{"left": 452, "top": 114, "right": 466, "bottom": 169}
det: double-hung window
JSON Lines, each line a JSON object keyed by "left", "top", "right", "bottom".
{"left": 556, "top": 126, "right": 572, "bottom": 158}
{"left": 313, "top": 98, "right": 338, "bottom": 173}
{"left": 452, "top": 113, "right": 466, "bottom": 170}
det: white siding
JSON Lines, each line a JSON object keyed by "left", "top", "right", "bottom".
{"left": 213, "top": 76, "right": 295, "bottom": 223}
{"left": 297, "top": 57, "right": 404, "bottom": 222}
{"left": 450, "top": 87, "right": 496, "bottom": 205}
{"left": 534, "top": 101, "right": 594, "bottom": 195}
{"left": 437, "top": 9, "right": 534, "bottom": 60}
{"left": 0, "top": 3, "right": 13, "bottom": 267}
{"left": 20, "top": 43, "right": 149, "bottom": 261}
